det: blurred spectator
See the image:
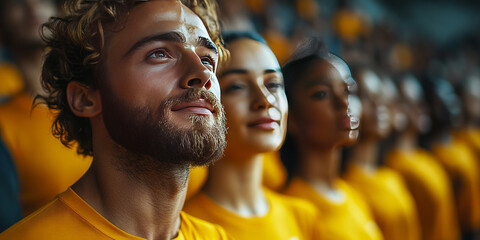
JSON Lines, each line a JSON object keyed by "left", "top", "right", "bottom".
{"left": 343, "top": 66, "right": 421, "bottom": 240}
{"left": 422, "top": 73, "right": 480, "bottom": 239}
{"left": 0, "top": 0, "right": 92, "bottom": 217}
{"left": 385, "top": 74, "right": 460, "bottom": 240}
{"left": 281, "top": 38, "right": 383, "bottom": 240}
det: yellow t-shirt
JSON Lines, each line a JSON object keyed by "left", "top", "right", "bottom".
{"left": 262, "top": 151, "right": 287, "bottom": 191}
{"left": 453, "top": 129, "right": 480, "bottom": 155}
{"left": 386, "top": 148, "right": 460, "bottom": 240}
{"left": 343, "top": 165, "right": 421, "bottom": 240}
{"left": 284, "top": 178, "right": 384, "bottom": 240}
{"left": 432, "top": 138, "right": 480, "bottom": 232}
{"left": 0, "top": 94, "right": 92, "bottom": 215}
{"left": 0, "top": 188, "right": 231, "bottom": 239}
{"left": 0, "top": 64, "right": 24, "bottom": 100}
{"left": 186, "top": 166, "right": 208, "bottom": 201}
{"left": 453, "top": 129, "right": 480, "bottom": 178}
{"left": 183, "top": 188, "right": 321, "bottom": 240}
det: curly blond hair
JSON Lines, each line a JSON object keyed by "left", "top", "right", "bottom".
{"left": 37, "top": 0, "right": 227, "bottom": 156}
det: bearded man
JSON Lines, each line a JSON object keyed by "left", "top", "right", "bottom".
{"left": 0, "top": 0, "right": 230, "bottom": 239}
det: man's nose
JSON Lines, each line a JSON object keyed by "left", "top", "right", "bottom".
{"left": 180, "top": 51, "right": 213, "bottom": 90}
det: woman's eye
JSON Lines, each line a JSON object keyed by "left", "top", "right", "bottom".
{"left": 312, "top": 91, "right": 328, "bottom": 99}
{"left": 266, "top": 82, "right": 284, "bottom": 90}
{"left": 224, "top": 83, "right": 246, "bottom": 93}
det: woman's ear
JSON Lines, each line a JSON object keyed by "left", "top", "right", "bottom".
{"left": 66, "top": 82, "right": 101, "bottom": 117}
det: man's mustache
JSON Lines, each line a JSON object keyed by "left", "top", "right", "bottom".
{"left": 164, "top": 88, "right": 223, "bottom": 115}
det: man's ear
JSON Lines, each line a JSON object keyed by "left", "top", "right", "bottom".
{"left": 66, "top": 82, "right": 101, "bottom": 117}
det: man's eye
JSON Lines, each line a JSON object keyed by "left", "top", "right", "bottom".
{"left": 312, "top": 91, "right": 328, "bottom": 99}
{"left": 201, "top": 56, "right": 215, "bottom": 69}
{"left": 148, "top": 49, "right": 169, "bottom": 59}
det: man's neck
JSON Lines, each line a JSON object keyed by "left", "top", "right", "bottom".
{"left": 72, "top": 146, "right": 189, "bottom": 240}
{"left": 202, "top": 152, "right": 268, "bottom": 217}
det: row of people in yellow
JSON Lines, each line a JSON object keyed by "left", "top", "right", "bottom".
{"left": 1, "top": 0, "right": 479, "bottom": 238}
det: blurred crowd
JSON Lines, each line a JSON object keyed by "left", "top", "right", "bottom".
{"left": 0, "top": 0, "right": 479, "bottom": 239}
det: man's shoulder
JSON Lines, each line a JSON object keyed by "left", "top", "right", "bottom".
{"left": 0, "top": 196, "right": 93, "bottom": 240}
{"left": 179, "top": 211, "right": 232, "bottom": 239}
{"left": 0, "top": 189, "right": 113, "bottom": 240}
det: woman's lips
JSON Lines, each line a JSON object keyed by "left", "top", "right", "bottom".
{"left": 248, "top": 118, "right": 279, "bottom": 130}
{"left": 171, "top": 99, "right": 214, "bottom": 115}
{"left": 350, "top": 116, "right": 360, "bottom": 130}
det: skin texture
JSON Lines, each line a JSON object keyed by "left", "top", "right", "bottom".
{"left": 203, "top": 38, "right": 288, "bottom": 216}
{"left": 68, "top": 1, "right": 225, "bottom": 239}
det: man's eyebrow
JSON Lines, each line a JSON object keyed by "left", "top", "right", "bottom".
{"left": 197, "top": 37, "right": 218, "bottom": 55}
{"left": 124, "top": 31, "right": 186, "bottom": 57}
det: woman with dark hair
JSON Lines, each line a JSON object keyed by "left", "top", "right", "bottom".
{"left": 280, "top": 38, "right": 383, "bottom": 240}
{"left": 184, "top": 32, "right": 321, "bottom": 239}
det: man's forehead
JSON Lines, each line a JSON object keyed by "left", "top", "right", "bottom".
{"left": 126, "top": 0, "right": 210, "bottom": 40}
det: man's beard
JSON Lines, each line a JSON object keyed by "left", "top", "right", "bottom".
{"left": 100, "top": 87, "right": 227, "bottom": 173}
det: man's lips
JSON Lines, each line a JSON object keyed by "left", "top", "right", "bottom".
{"left": 248, "top": 117, "right": 280, "bottom": 130}
{"left": 171, "top": 99, "right": 214, "bottom": 115}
